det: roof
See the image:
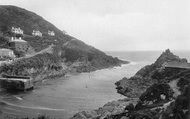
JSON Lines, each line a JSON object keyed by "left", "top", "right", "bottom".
{"left": 0, "top": 49, "right": 14, "bottom": 56}
{"left": 11, "top": 39, "right": 27, "bottom": 42}
{"left": 164, "top": 61, "right": 190, "bottom": 69}
{"left": 0, "top": 77, "right": 31, "bottom": 82}
{"left": 0, "top": 48, "right": 13, "bottom": 52}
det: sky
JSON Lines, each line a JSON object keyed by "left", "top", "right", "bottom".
{"left": 0, "top": 0, "right": 190, "bottom": 51}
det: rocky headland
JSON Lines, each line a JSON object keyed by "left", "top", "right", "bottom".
{"left": 72, "top": 49, "right": 190, "bottom": 119}
{"left": 115, "top": 49, "right": 188, "bottom": 97}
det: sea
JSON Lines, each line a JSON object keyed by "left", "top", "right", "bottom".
{"left": 0, "top": 51, "right": 190, "bottom": 119}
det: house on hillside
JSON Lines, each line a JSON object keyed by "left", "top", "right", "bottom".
{"left": 11, "top": 27, "right": 23, "bottom": 35}
{"left": 9, "top": 37, "right": 30, "bottom": 57}
{"left": 62, "top": 30, "right": 67, "bottom": 35}
{"left": 32, "top": 30, "right": 42, "bottom": 37}
{"left": 48, "top": 30, "right": 55, "bottom": 36}
{"left": 10, "top": 37, "right": 26, "bottom": 42}
{"left": 0, "top": 48, "right": 15, "bottom": 59}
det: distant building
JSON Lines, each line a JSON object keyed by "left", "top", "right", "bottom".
{"left": 10, "top": 37, "right": 27, "bottom": 43}
{"left": 32, "top": 30, "right": 42, "bottom": 37}
{"left": 9, "top": 37, "right": 29, "bottom": 56}
{"left": 62, "top": 30, "right": 67, "bottom": 34}
{"left": 11, "top": 27, "right": 24, "bottom": 35}
{"left": 0, "top": 48, "right": 15, "bottom": 58}
{"left": 48, "top": 30, "right": 55, "bottom": 36}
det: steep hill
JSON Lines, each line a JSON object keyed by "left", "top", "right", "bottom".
{"left": 0, "top": 5, "right": 127, "bottom": 74}
{"left": 0, "top": 5, "right": 69, "bottom": 42}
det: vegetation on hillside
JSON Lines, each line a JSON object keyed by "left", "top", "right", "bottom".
{"left": 0, "top": 51, "right": 62, "bottom": 77}
{"left": 0, "top": 5, "right": 127, "bottom": 75}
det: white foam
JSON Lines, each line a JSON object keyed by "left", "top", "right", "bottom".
{"left": 129, "top": 61, "right": 137, "bottom": 65}
{"left": 14, "top": 96, "right": 23, "bottom": 100}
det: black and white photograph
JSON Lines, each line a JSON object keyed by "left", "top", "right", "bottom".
{"left": 0, "top": 0, "right": 189, "bottom": 119}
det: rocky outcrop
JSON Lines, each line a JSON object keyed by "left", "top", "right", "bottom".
{"left": 71, "top": 98, "right": 138, "bottom": 119}
{"left": 111, "top": 84, "right": 189, "bottom": 119}
{"left": 115, "top": 49, "right": 188, "bottom": 97}
{"left": 105, "top": 69, "right": 190, "bottom": 119}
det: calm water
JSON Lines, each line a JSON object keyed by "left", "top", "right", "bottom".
{"left": 0, "top": 51, "right": 190, "bottom": 119}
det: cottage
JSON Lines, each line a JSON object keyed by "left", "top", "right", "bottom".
{"left": 32, "top": 30, "right": 42, "bottom": 37}
{"left": 48, "top": 30, "right": 55, "bottom": 36}
{"left": 9, "top": 37, "right": 29, "bottom": 56}
{"left": 11, "top": 27, "right": 24, "bottom": 35}
{"left": 0, "top": 48, "right": 15, "bottom": 59}
{"left": 62, "top": 30, "right": 67, "bottom": 34}
{"left": 10, "top": 37, "right": 27, "bottom": 43}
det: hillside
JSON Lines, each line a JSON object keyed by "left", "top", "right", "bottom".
{"left": 0, "top": 5, "right": 128, "bottom": 76}
{"left": 0, "top": 5, "right": 70, "bottom": 43}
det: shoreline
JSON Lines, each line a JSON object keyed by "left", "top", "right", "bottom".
{"left": 0, "top": 62, "right": 131, "bottom": 119}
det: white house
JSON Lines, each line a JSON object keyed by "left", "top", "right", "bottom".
{"left": 32, "top": 30, "right": 42, "bottom": 37}
{"left": 48, "top": 30, "right": 55, "bottom": 36}
{"left": 11, "top": 27, "right": 24, "bottom": 35}
{"left": 10, "top": 37, "right": 27, "bottom": 43}
{"left": 0, "top": 48, "right": 15, "bottom": 58}
{"left": 62, "top": 30, "right": 67, "bottom": 34}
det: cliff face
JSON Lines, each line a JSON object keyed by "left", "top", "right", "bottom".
{"left": 0, "top": 5, "right": 128, "bottom": 77}
{"left": 71, "top": 49, "right": 190, "bottom": 119}
{"left": 115, "top": 49, "right": 188, "bottom": 97}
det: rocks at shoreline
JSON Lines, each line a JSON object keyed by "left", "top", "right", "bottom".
{"left": 108, "top": 85, "right": 189, "bottom": 119}
{"left": 71, "top": 98, "right": 138, "bottom": 119}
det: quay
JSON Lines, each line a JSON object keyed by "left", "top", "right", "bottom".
{"left": 0, "top": 75, "right": 33, "bottom": 91}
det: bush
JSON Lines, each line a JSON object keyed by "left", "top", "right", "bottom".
{"left": 0, "top": 53, "right": 62, "bottom": 76}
